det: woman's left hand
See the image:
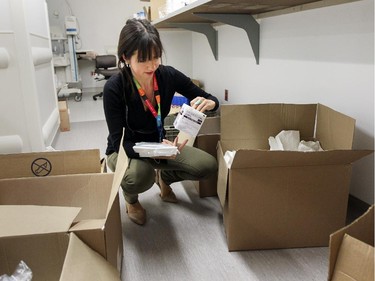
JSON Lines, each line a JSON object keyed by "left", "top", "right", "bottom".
{"left": 191, "top": 97, "right": 215, "bottom": 112}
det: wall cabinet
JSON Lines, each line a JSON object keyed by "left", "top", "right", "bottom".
{"left": 0, "top": 0, "right": 58, "bottom": 153}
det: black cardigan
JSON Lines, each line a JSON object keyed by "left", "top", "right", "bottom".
{"left": 103, "top": 64, "right": 219, "bottom": 158}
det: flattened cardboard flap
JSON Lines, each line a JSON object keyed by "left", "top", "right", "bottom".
{"left": 0, "top": 173, "right": 113, "bottom": 223}
{"left": 69, "top": 219, "right": 107, "bottom": 231}
{"left": 230, "top": 149, "right": 373, "bottom": 169}
{"left": 107, "top": 129, "right": 129, "bottom": 217}
{"left": 220, "top": 104, "right": 317, "bottom": 148}
{"left": 60, "top": 233, "right": 121, "bottom": 281}
{"left": 0, "top": 205, "right": 80, "bottom": 237}
{"left": 0, "top": 232, "right": 120, "bottom": 281}
{"left": 328, "top": 205, "right": 374, "bottom": 280}
{"left": 217, "top": 142, "right": 229, "bottom": 207}
{"left": 198, "top": 116, "right": 220, "bottom": 135}
{"left": 330, "top": 234, "right": 374, "bottom": 281}
{"left": 316, "top": 104, "right": 356, "bottom": 150}
{"left": 0, "top": 149, "right": 101, "bottom": 179}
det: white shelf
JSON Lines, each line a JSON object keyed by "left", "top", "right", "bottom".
{"left": 153, "top": 0, "right": 363, "bottom": 64}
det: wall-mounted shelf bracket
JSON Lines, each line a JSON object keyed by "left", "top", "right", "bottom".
{"left": 194, "top": 13, "right": 260, "bottom": 64}
{"left": 166, "top": 23, "right": 218, "bottom": 61}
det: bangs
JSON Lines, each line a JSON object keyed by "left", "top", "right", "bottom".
{"left": 137, "top": 35, "right": 162, "bottom": 62}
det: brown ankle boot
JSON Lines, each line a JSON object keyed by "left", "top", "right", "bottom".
{"left": 126, "top": 201, "right": 146, "bottom": 225}
{"left": 155, "top": 170, "right": 178, "bottom": 203}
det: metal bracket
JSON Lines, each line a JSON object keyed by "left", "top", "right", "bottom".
{"left": 194, "top": 13, "right": 260, "bottom": 64}
{"left": 167, "top": 23, "right": 218, "bottom": 61}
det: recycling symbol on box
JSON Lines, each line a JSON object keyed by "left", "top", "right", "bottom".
{"left": 31, "top": 158, "right": 52, "bottom": 176}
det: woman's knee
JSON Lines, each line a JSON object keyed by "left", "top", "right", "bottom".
{"left": 121, "top": 162, "right": 155, "bottom": 194}
{"left": 199, "top": 153, "right": 218, "bottom": 175}
{"left": 106, "top": 153, "right": 118, "bottom": 172}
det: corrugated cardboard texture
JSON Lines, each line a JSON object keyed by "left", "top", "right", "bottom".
{"left": 0, "top": 205, "right": 80, "bottom": 237}
{"left": 0, "top": 174, "right": 113, "bottom": 222}
{"left": 217, "top": 103, "right": 373, "bottom": 250}
{"left": 60, "top": 233, "right": 120, "bottom": 281}
{"left": 59, "top": 100, "right": 70, "bottom": 132}
{"left": 0, "top": 233, "right": 69, "bottom": 280}
{"left": 230, "top": 149, "right": 372, "bottom": 169}
{"left": 217, "top": 143, "right": 228, "bottom": 207}
{"left": 316, "top": 104, "right": 356, "bottom": 150}
{"left": 220, "top": 104, "right": 317, "bottom": 149}
{"left": 198, "top": 116, "right": 220, "bottom": 135}
{"left": 0, "top": 232, "right": 121, "bottom": 281}
{"left": 0, "top": 149, "right": 101, "bottom": 179}
{"left": 331, "top": 235, "right": 374, "bottom": 281}
{"left": 328, "top": 205, "right": 374, "bottom": 281}
{"left": 150, "top": 0, "right": 166, "bottom": 21}
{"left": 0, "top": 173, "right": 122, "bottom": 271}
{"left": 192, "top": 116, "right": 220, "bottom": 197}
{"left": 226, "top": 164, "right": 352, "bottom": 250}
{"left": 193, "top": 134, "right": 220, "bottom": 197}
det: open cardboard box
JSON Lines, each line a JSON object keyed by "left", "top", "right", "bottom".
{"left": 0, "top": 149, "right": 122, "bottom": 270}
{"left": 0, "top": 205, "right": 120, "bottom": 281}
{"left": 150, "top": 0, "right": 166, "bottom": 21}
{"left": 0, "top": 172, "right": 123, "bottom": 272}
{"left": 58, "top": 100, "right": 70, "bottom": 132}
{"left": 0, "top": 149, "right": 101, "bottom": 179}
{"left": 328, "top": 205, "right": 374, "bottom": 281}
{"left": 217, "top": 103, "right": 373, "bottom": 250}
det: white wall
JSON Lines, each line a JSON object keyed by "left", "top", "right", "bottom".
{"left": 192, "top": 0, "right": 374, "bottom": 204}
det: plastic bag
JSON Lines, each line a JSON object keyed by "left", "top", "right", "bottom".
{"left": 0, "top": 260, "right": 33, "bottom": 281}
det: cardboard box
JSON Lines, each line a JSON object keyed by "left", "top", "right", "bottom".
{"left": 150, "top": 0, "right": 166, "bottom": 21}
{"left": 217, "top": 103, "right": 373, "bottom": 250}
{"left": 0, "top": 149, "right": 101, "bottom": 179}
{"left": 328, "top": 205, "right": 374, "bottom": 281}
{"left": 192, "top": 116, "right": 221, "bottom": 197}
{"left": 58, "top": 100, "right": 70, "bottom": 132}
{"left": 0, "top": 173, "right": 123, "bottom": 272}
{"left": 0, "top": 205, "right": 121, "bottom": 281}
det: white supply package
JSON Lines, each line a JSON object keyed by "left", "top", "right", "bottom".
{"left": 173, "top": 103, "right": 207, "bottom": 137}
{"left": 133, "top": 142, "right": 179, "bottom": 157}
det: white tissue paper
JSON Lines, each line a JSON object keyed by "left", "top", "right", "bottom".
{"left": 268, "top": 130, "right": 323, "bottom": 151}
{"left": 133, "top": 142, "right": 179, "bottom": 157}
{"left": 298, "top": 140, "right": 324, "bottom": 151}
{"left": 173, "top": 103, "right": 207, "bottom": 137}
{"left": 224, "top": 150, "right": 236, "bottom": 169}
{"left": 268, "top": 130, "right": 300, "bottom": 151}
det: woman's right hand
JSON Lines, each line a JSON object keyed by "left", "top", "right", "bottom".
{"left": 191, "top": 97, "right": 215, "bottom": 112}
{"left": 153, "top": 137, "right": 188, "bottom": 159}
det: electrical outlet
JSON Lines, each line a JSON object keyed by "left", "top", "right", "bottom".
{"left": 224, "top": 89, "right": 228, "bottom": 101}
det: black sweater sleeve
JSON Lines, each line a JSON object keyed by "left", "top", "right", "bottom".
{"left": 157, "top": 66, "right": 219, "bottom": 114}
{"left": 103, "top": 66, "right": 220, "bottom": 158}
{"left": 103, "top": 73, "right": 139, "bottom": 157}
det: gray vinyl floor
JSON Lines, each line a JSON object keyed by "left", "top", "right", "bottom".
{"left": 53, "top": 92, "right": 332, "bottom": 281}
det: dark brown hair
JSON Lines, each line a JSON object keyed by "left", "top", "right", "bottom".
{"left": 117, "top": 18, "right": 164, "bottom": 95}
{"left": 118, "top": 18, "right": 163, "bottom": 65}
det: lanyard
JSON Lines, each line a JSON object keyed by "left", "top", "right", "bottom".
{"left": 133, "top": 75, "right": 164, "bottom": 142}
